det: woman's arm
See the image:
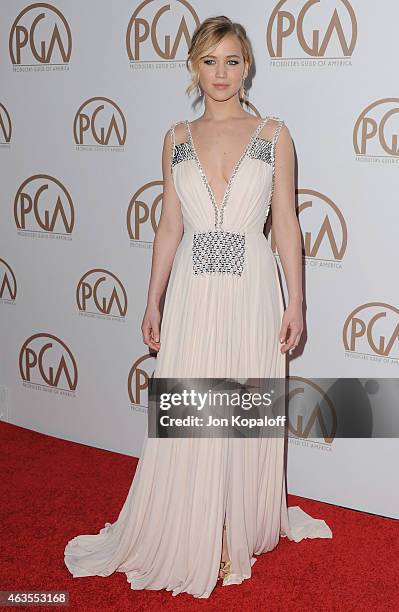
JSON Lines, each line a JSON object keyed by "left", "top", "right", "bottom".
{"left": 271, "top": 124, "right": 304, "bottom": 354}
{"left": 141, "top": 127, "right": 183, "bottom": 351}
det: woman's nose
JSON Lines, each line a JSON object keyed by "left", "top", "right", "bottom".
{"left": 215, "top": 63, "right": 227, "bottom": 78}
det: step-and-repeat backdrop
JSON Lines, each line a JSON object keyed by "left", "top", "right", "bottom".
{"left": 1, "top": 1, "right": 398, "bottom": 518}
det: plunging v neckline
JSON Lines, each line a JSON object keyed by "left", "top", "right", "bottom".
{"left": 185, "top": 117, "right": 268, "bottom": 212}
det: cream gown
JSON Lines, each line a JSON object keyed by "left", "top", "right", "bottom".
{"left": 64, "top": 116, "right": 332, "bottom": 598}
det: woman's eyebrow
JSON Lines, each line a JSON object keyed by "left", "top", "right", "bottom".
{"left": 203, "top": 54, "right": 241, "bottom": 58}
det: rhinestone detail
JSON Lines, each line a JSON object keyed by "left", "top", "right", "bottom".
{"left": 248, "top": 137, "right": 273, "bottom": 164}
{"left": 171, "top": 141, "right": 195, "bottom": 167}
{"left": 192, "top": 230, "right": 246, "bottom": 276}
{"left": 186, "top": 118, "right": 269, "bottom": 231}
{"left": 169, "top": 120, "right": 189, "bottom": 174}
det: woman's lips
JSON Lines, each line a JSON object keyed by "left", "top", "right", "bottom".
{"left": 213, "top": 84, "right": 229, "bottom": 89}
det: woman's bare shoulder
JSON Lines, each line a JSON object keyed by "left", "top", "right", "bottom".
{"left": 173, "top": 120, "right": 188, "bottom": 145}
{"left": 163, "top": 120, "right": 187, "bottom": 146}
{"left": 258, "top": 116, "right": 291, "bottom": 142}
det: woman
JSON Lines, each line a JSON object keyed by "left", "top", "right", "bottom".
{"left": 64, "top": 15, "right": 332, "bottom": 598}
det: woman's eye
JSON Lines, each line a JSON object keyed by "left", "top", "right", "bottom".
{"left": 203, "top": 59, "right": 239, "bottom": 65}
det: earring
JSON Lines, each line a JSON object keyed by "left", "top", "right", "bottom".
{"left": 197, "top": 85, "right": 202, "bottom": 97}
{"left": 242, "top": 80, "right": 245, "bottom": 98}
{"left": 240, "top": 77, "right": 247, "bottom": 103}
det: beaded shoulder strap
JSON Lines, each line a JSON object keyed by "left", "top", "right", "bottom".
{"left": 169, "top": 122, "right": 177, "bottom": 171}
{"left": 272, "top": 118, "right": 285, "bottom": 151}
{"left": 169, "top": 120, "right": 186, "bottom": 173}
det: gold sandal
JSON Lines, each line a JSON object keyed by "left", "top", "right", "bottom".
{"left": 219, "top": 559, "right": 232, "bottom": 581}
{"left": 218, "top": 524, "right": 232, "bottom": 581}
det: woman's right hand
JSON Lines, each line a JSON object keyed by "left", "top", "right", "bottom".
{"left": 141, "top": 304, "right": 161, "bottom": 352}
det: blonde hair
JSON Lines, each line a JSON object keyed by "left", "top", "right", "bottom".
{"left": 185, "top": 15, "right": 253, "bottom": 103}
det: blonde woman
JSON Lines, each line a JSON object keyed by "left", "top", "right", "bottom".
{"left": 65, "top": 15, "right": 332, "bottom": 599}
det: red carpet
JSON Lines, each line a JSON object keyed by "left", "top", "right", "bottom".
{"left": 1, "top": 421, "right": 398, "bottom": 611}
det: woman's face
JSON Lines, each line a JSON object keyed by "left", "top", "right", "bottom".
{"left": 197, "top": 33, "right": 247, "bottom": 101}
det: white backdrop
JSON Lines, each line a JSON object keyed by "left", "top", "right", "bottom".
{"left": 1, "top": 1, "right": 398, "bottom": 519}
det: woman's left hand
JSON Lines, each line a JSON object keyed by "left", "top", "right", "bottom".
{"left": 279, "top": 302, "right": 303, "bottom": 354}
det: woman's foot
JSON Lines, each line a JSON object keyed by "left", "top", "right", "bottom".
{"left": 219, "top": 559, "right": 231, "bottom": 581}
{"left": 219, "top": 524, "right": 231, "bottom": 580}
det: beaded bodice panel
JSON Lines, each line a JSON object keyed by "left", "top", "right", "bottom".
{"left": 172, "top": 131, "right": 272, "bottom": 167}
{"left": 168, "top": 116, "right": 285, "bottom": 277}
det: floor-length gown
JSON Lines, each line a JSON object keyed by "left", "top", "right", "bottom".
{"left": 64, "top": 116, "right": 332, "bottom": 598}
